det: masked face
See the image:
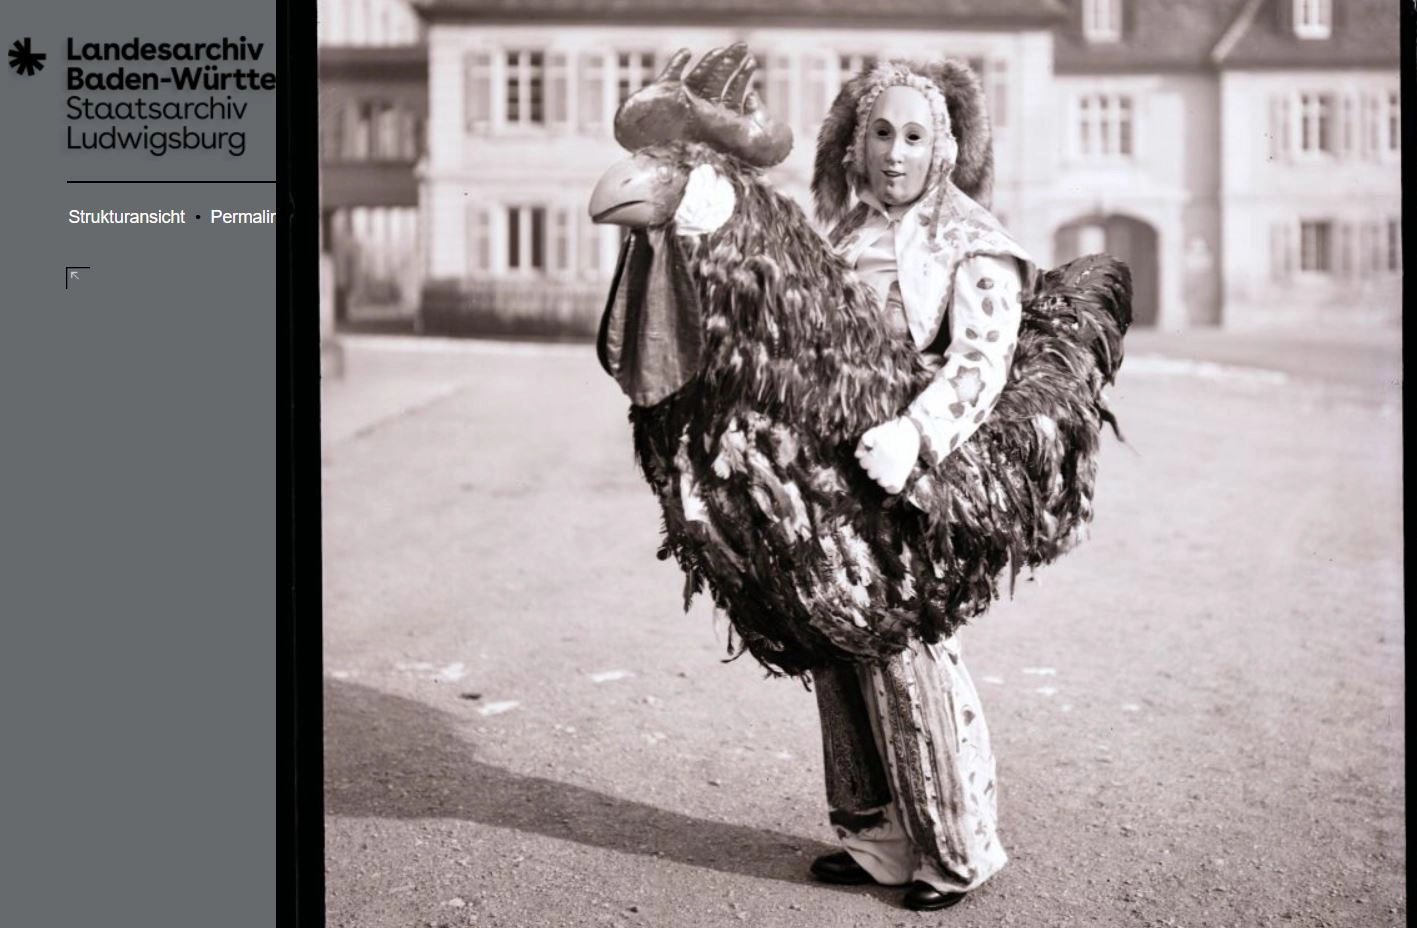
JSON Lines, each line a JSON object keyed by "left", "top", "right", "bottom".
{"left": 864, "top": 85, "right": 935, "bottom": 207}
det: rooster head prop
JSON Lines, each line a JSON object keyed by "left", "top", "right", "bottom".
{"left": 587, "top": 45, "right": 795, "bottom": 408}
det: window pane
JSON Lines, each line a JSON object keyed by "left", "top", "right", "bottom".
{"left": 554, "top": 211, "right": 570, "bottom": 272}
{"left": 324, "top": 107, "right": 344, "bottom": 159}
{"left": 990, "top": 60, "right": 1008, "bottom": 128}
{"left": 580, "top": 53, "right": 605, "bottom": 132}
{"left": 1300, "top": 221, "right": 1334, "bottom": 272}
{"left": 467, "top": 208, "right": 490, "bottom": 273}
{"left": 547, "top": 53, "right": 568, "bottom": 126}
{"left": 351, "top": 101, "right": 372, "bottom": 159}
{"left": 529, "top": 52, "right": 544, "bottom": 124}
{"left": 508, "top": 208, "right": 521, "bottom": 269}
{"left": 507, "top": 51, "right": 521, "bottom": 123}
{"left": 531, "top": 207, "right": 545, "bottom": 270}
{"left": 1389, "top": 92, "right": 1400, "bottom": 151}
{"left": 803, "top": 57, "right": 829, "bottom": 130}
{"left": 1119, "top": 97, "right": 1132, "bottom": 155}
{"left": 617, "top": 52, "right": 654, "bottom": 104}
{"left": 839, "top": 54, "right": 876, "bottom": 78}
{"left": 466, "top": 53, "right": 491, "bottom": 130}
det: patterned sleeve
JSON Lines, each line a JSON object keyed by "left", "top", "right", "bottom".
{"left": 905, "top": 253, "right": 1025, "bottom": 465}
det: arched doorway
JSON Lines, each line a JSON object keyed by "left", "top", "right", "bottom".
{"left": 1055, "top": 215, "right": 1159, "bottom": 327}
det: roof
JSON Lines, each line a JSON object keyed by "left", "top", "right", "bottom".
{"left": 412, "top": 0, "right": 1068, "bottom": 27}
{"left": 1053, "top": 0, "right": 1246, "bottom": 72}
{"left": 1213, "top": 0, "right": 1399, "bottom": 69}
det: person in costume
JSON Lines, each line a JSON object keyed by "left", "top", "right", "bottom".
{"left": 587, "top": 44, "right": 1129, "bottom": 912}
{"left": 805, "top": 60, "right": 1034, "bottom": 912}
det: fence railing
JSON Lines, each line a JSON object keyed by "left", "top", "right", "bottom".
{"left": 420, "top": 277, "right": 610, "bottom": 339}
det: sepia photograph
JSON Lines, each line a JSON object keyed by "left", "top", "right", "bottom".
{"left": 316, "top": 1, "right": 1403, "bottom": 925}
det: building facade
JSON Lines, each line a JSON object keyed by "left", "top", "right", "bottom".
{"left": 318, "top": 0, "right": 428, "bottom": 324}
{"left": 1213, "top": 0, "right": 1401, "bottom": 329}
{"left": 317, "top": 0, "right": 1401, "bottom": 332}
{"left": 413, "top": 2, "right": 1065, "bottom": 335}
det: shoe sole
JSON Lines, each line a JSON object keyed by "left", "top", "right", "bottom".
{"left": 904, "top": 894, "right": 965, "bottom": 912}
{"left": 810, "top": 871, "right": 877, "bottom": 885}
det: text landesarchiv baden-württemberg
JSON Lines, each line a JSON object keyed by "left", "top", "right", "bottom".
{"left": 68, "top": 209, "right": 276, "bottom": 224}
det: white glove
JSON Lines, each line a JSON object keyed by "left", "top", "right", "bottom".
{"left": 854, "top": 417, "right": 922, "bottom": 495}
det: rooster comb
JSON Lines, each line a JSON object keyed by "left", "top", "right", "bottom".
{"left": 813, "top": 58, "right": 995, "bottom": 226}
{"left": 614, "top": 44, "right": 794, "bottom": 168}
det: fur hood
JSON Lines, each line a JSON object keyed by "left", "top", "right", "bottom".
{"left": 812, "top": 59, "right": 995, "bottom": 227}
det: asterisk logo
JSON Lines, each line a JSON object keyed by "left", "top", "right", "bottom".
{"left": 9, "top": 38, "right": 46, "bottom": 76}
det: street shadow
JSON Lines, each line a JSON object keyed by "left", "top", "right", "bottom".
{"left": 324, "top": 679, "right": 874, "bottom": 893}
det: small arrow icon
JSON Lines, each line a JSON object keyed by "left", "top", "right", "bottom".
{"left": 9, "top": 38, "right": 46, "bottom": 76}
{"left": 65, "top": 266, "right": 90, "bottom": 289}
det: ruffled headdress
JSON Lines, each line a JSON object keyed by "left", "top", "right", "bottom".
{"left": 813, "top": 58, "right": 996, "bottom": 230}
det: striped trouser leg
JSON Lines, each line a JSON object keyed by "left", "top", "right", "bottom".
{"left": 814, "top": 638, "right": 1006, "bottom": 892}
{"left": 857, "top": 636, "right": 1007, "bottom": 893}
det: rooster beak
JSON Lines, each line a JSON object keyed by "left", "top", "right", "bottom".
{"left": 589, "top": 154, "right": 689, "bottom": 228}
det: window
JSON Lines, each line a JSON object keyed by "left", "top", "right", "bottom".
{"left": 348, "top": 101, "right": 373, "bottom": 159}
{"left": 1385, "top": 91, "right": 1400, "bottom": 154}
{"left": 1293, "top": 0, "right": 1332, "bottom": 39}
{"left": 802, "top": 53, "right": 835, "bottom": 133}
{"left": 371, "top": 102, "right": 414, "bottom": 160}
{"left": 580, "top": 51, "right": 608, "bottom": 134}
{"left": 581, "top": 218, "right": 608, "bottom": 278}
{"left": 1271, "top": 223, "right": 1294, "bottom": 281}
{"left": 617, "top": 51, "right": 656, "bottom": 104}
{"left": 767, "top": 53, "right": 794, "bottom": 124}
{"left": 1083, "top": 0, "right": 1123, "bottom": 42}
{"left": 1337, "top": 224, "right": 1353, "bottom": 275}
{"left": 838, "top": 54, "right": 877, "bottom": 79}
{"left": 1387, "top": 219, "right": 1402, "bottom": 272}
{"left": 506, "top": 50, "right": 545, "bottom": 126}
{"left": 988, "top": 59, "right": 1009, "bottom": 129}
{"left": 465, "top": 51, "right": 492, "bottom": 132}
{"left": 1362, "top": 223, "right": 1383, "bottom": 274}
{"left": 551, "top": 209, "right": 573, "bottom": 275}
{"left": 331, "top": 99, "right": 419, "bottom": 161}
{"left": 546, "top": 52, "right": 570, "bottom": 128}
{"left": 1299, "top": 220, "right": 1333, "bottom": 273}
{"left": 506, "top": 206, "right": 547, "bottom": 273}
{"left": 466, "top": 207, "right": 491, "bottom": 274}
{"left": 321, "top": 105, "right": 343, "bottom": 159}
{"left": 1075, "top": 93, "right": 1134, "bottom": 159}
{"left": 962, "top": 58, "right": 1010, "bottom": 129}
{"left": 1297, "top": 93, "right": 1334, "bottom": 154}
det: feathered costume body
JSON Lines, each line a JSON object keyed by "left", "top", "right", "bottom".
{"left": 591, "top": 49, "right": 1132, "bottom": 679}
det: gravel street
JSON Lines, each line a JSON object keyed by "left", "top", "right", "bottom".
{"left": 321, "top": 331, "right": 1402, "bottom": 928}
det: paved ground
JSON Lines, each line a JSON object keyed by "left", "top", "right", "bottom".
{"left": 321, "top": 331, "right": 1403, "bottom": 928}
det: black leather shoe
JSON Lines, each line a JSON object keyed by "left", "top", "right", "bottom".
{"left": 902, "top": 881, "right": 966, "bottom": 911}
{"left": 809, "top": 850, "right": 876, "bottom": 885}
